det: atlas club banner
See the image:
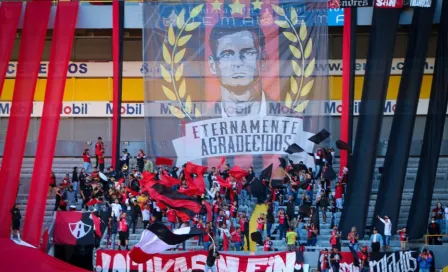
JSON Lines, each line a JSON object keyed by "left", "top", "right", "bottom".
{"left": 317, "top": 250, "right": 419, "bottom": 272}
{"left": 95, "top": 250, "right": 308, "bottom": 272}
{"left": 54, "top": 211, "right": 97, "bottom": 246}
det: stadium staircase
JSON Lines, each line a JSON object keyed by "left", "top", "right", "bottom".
{"left": 5, "top": 156, "right": 448, "bottom": 251}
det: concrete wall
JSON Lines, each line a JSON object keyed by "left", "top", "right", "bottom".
{"left": 426, "top": 246, "right": 448, "bottom": 269}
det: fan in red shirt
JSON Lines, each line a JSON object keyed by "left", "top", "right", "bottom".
{"left": 278, "top": 210, "right": 287, "bottom": 240}
{"left": 398, "top": 227, "right": 408, "bottom": 250}
{"left": 230, "top": 201, "right": 238, "bottom": 222}
{"left": 61, "top": 174, "right": 71, "bottom": 187}
{"left": 48, "top": 172, "right": 57, "bottom": 197}
{"left": 231, "top": 227, "right": 243, "bottom": 251}
{"left": 82, "top": 148, "right": 91, "bottom": 173}
{"left": 166, "top": 208, "right": 177, "bottom": 230}
{"left": 264, "top": 236, "right": 273, "bottom": 251}
{"left": 196, "top": 219, "right": 205, "bottom": 246}
{"left": 118, "top": 213, "right": 129, "bottom": 250}
{"left": 202, "top": 223, "right": 214, "bottom": 251}
{"left": 91, "top": 168, "right": 99, "bottom": 180}
{"left": 95, "top": 137, "right": 104, "bottom": 168}
{"left": 257, "top": 214, "right": 266, "bottom": 240}
{"left": 213, "top": 201, "right": 220, "bottom": 221}
{"left": 98, "top": 148, "right": 105, "bottom": 173}
{"left": 433, "top": 203, "right": 444, "bottom": 226}
{"left": 334, "top": 181, "right": 344, "bottom": 210}
{"left": 330, "top": 226, "right": 341, "bottom": 250}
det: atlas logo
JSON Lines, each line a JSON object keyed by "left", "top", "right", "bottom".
{"left": 69, "top": 221, "right": 92, "bottom": 239}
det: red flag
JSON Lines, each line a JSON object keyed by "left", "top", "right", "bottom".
{"left": 205, "top": 202, "right": 212, "bottom": 222}
{"left": 115, "top": 178, "right": 126, "bottom": 189}
{"left": 217, "top": 156, "right": 226, "bottom": 169}
{"left": 185, "top": 162, "right": 208, "bottom": 176}
{"left": 222, "top": 232, "right": 229, "bottom": 251}
{"left": 180, "top": 175, "right": 205, "bottom": 196}
{"left": 159, "top": 174, "right": 181, "bottom": 187}
{"left": 86, "top": 198, "right": 101, "bottom": 207}
{"left": 39, "top": 228, "right": 49, "bottom": 253}
{"left": 90, "top": 213, "right": 102, "bottom": 237}
{"left": 156, "top": 200, "right": 168, "bottom": 210}
{"left": 216, "top": 175, "right": 232, "bottom": 189}
{"left": 229, "top": 166, "right": 248, "bottom": 180}
{"left": 126, "top": 187, "right": 139, "bottom": 197}
{"left": 155, "top": 157, "right": 173, "bottom": 166}
{"left": 140, "top": 172, "right": 157, "bottom": 191}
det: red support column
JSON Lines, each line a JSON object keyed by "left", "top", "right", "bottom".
{"left": 340, "top": 8, "right": 352, "bottom": 174}
{"left": 22, "top": 1, "right": 79, "bottom": 247}
{"left": 0, "top": 1, "right": 51, "bottom": 238}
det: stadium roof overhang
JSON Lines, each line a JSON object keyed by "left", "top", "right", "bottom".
{"left": 9, "top": 0, "right": 444, "bottom": 29}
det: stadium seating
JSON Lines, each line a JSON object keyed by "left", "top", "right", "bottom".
{"left": 7, "top": 156, "right": 448, "bottom": 251}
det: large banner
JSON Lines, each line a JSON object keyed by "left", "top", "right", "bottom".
{"left": 317, "top": 251, "right": 419, "bottom": 272}
{"left": 142, "top": 0, "right": 330, "bottom": 169}
{"left": 95, "top": 250, "right": 308, "bottom": 272}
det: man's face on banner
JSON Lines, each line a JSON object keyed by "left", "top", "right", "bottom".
{"left": 208, "top": 30, "right": 263, "bottom": 95}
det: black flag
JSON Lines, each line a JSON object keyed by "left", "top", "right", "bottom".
{"left": 308, "top": 129, "right": 331, "bottom": 144}
{"left": 259, "top": 164, "right": 273, "bottom": 181}
{"left": 279, "top": 157, "right": 287, "bottom": 169}
{"left": 336, "top": 139, "right": 352, "bottom": 153}
{"left": 285, "top": 143, "right": 304, "bottom": 154}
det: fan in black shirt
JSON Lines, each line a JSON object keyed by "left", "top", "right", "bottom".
{"left": 330, "top": 247, "right": 342, "bottom": 272}
{"left": 205, "top": 243, "right": 220, "bottom": 271}
{"left": 10, "top": 203, "right": 21, "bottom": 240}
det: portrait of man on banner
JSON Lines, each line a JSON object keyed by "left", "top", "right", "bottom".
{"left": 207, "top": 18, "right": 271, "bottom": 118}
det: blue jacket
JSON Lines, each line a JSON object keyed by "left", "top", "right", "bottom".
{"left": 418, "top": 254, "right": 433, "bottom": 269}
{"left": 369, "top": 233, "right": 383, "bottom": 247}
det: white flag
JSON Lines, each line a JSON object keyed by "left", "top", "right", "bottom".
{"left": 410, "top": 0, "right": 432, "bottom": 7}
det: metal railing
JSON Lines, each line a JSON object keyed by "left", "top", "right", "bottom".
{"left": 424, "top": 234, "right": 448, "bottom": 245}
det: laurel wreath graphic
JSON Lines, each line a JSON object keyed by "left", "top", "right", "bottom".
{"left": 160, "top": 4, "right": 204, "bottom": 120}
{"left": 272, "top": 4, "right": 314, "bottom": 113}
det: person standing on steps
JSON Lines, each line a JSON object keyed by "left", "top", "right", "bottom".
{"left": 377, "top": 215, "right": 392, "bottom": 251}
{"left": 82, "top": 149, "right": 91, "bottom": 173}
{"left": 95, "top": 137, "right": 104, "bottom": 168}
{"left": 369, "top": 227, "right": 383, "bottom": 253}
{"left": 10, "top": 203, "right": 21, "bottom": 241}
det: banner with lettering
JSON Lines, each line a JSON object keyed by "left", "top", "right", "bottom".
{"left": 340, "top": 0, "right": 372, "bottom": 7}
{"left": 317, "top": 250, "right": 419, "bottom": 272}
{"left": 95, "top": 250, "right": 310, "bottom": 272}
{"left": 142, "top": 0, "right": 330, "bottom": 172}
{"left": 374, "top": 0, "right": 404, "bottom": 8}
{"left": 409, "top": 0, "right": 432, "bottom": 7}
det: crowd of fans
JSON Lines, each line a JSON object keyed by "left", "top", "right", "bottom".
{"left": 48, "top": 137, "right": 354, "bottom": 253}
{"left": 43, "top": 137, "right": 447, "bottom": 255}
